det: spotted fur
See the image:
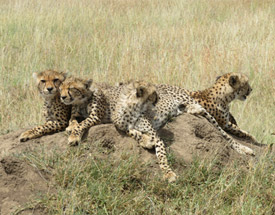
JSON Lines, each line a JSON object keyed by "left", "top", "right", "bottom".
{"left": 111, "top": 81, "right": 177, "bottom": 182}
{"left": 19, "top": 70, "right": 71, "bottom": 142}
{"left": 59, "top": 77, "right": 107, "bottom": 146}
{"left": 129, "top": 83, "right": 255, "bottom": 156}
{"left": 190, "top": 72, "right": 260, "bottom": 146}
{"left": 59, "top": 78, "right": 177, "bottom": 182}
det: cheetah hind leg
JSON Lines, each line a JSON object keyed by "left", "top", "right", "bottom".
{"left": 128, "top": 128, "right": 177, "bottom": 183}
{"left": 185, "top": 103, "right": 205, "bottom": 116}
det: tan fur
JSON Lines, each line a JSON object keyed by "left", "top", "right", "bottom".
{"left": 59, "top": 77, "right": 106, "bottom": 143}
{"left": 130, "top": 81, "right": 255, "bottom": 157}
{"left": 112, "top": 81, "right": 177, "bottom": 182}
{"left": 112, "top": 81, "right": 158, "bottom": 131}
{"left": 190, "top": 73, "right": 260, "bottom": 146}
{"left": 59, "top": 78, "right": 176, "bottom": 182}
{"left": 19, "top": 70, "right": 71, "bottom": 142}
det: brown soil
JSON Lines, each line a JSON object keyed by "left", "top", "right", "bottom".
{"left": 0, "top": 114, "right": 268, "bottom": 214}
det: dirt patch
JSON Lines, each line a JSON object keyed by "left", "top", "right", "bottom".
{"left": 0, "top": 114, "right": 269, "bottom": 214}
{"left": 0, "top": 156, "right": 48, "bottom": 215}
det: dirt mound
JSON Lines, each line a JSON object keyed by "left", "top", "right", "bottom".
{"left": 0, "top": 114, "right": 267, "bottom": 214}
{"left": 0, "top": 156, "right": 48, "bottom": 215}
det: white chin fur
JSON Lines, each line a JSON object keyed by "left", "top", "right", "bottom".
{"left": 62, "top": 100, "right": 74, "bottom": 105}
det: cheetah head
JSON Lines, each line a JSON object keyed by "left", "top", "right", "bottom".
{"left": 216, "top": 73, "right": 252, "bottom": 101}
{"left": 59, "top": 77, "right": 93, "bottom": 105}
{"left": 33, "top": 70, "right": 67, "bottom": 98}
{"left": 130, "top": 81, "right": 159, "bottom": 107}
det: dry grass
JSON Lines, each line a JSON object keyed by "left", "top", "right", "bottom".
{"left": 0, "top": 0, "right": 274, "bottom": 213}
{"left": 1, "top": 0, "right": 274, "bottom": 143}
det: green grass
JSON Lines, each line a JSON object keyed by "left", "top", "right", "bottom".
{"left": 16, "top": 143, "right": 274, "bottom": 215}
{"left": 1, "top": 0, "right": 274, "bottom": 214}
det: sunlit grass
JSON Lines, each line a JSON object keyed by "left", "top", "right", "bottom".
{"left": 1, "top": 0, "right": 274, "bottom": 142}
{"left": 1, "top": 0, "right": 275, "bottom": 213}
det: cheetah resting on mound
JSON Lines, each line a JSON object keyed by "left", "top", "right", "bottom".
{"left": 19, "top": 70, "right": 71, "bottom": 142}
{"left": 59, "top": 77, "right": 177, "bottom": 182}
{"left": 189, "top": 72, "right": 261, "bottom": 146}
{"left": 118, "top": 81, "right": 255, "bottom": 156}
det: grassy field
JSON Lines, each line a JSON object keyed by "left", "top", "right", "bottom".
{"left": 1, "top": 0, "right": 274, "bottom": 214}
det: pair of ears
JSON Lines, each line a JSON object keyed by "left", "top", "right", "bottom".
{"left": 32, "top": 71, "right": 68, "bottom": 80}
{"left": 32, "top": 72, "right": 93, "bottom": 88}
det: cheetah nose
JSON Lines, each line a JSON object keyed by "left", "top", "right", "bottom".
{"left": 61, "top": 96, "right": 67, "bottom": 100}
{"left": 47, "top": 87, "right": 53, "bottom": 92}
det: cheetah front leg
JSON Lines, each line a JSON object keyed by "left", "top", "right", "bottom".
{"left": 19, "top": 120, "right": 68, "bottom": 142}
{"left": 224, "top": 122, "right": 262, "bottom": 146}
{"left": 68, "top": 101, "right": 105, "bottom": 146}
{"left": 66, "top": 120, "right": 79, "bottom": 134}
{"left": 66, "top": 106, "right": 82, "bottom": 134}
{"left": 68, "top": 114, "right": 102, "bottom": 146}
{"left": 185, "top": 103, "right": 255, "bottom": 156}
{"left": 128, "top": 128, "right": 177, "bottom": 183}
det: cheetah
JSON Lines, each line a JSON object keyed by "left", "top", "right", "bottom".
{"left": 117, "top": 82, "right": 255, "bottom": 156}
{"left": 190, "top": 72, "right": 261, "bottom": 146}
{"left": 19, "top": 70, "right": 71, "bottom": 142}
{"left": 112, "top": 81, "right": 177, "bottom": 182}
{"left": 59, "top": 78, "right": 177, "bottom": 182}
{"left": 59, "top": 76, "right": 108, "bottom": 145}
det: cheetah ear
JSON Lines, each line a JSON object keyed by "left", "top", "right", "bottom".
{"left": 215, "top": 75, "right": 221, "bottom": 82}
{"left": 229, "top": 75, "right": 239, "bottom": 87}
{"left": 136, "top": 87, "right": 145, "bottom": 98}
{"left": 60, "top": 71, "right": 68, "bottom": 80}
{"left": 150, "top": 91, "right": 159, "bottom": 105}
{"left": 85, "top": 79, "right": 93, "bottom": 89}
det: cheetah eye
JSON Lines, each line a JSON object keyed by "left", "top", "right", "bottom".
{"left": 69, "top": 87, "right": 76, "bottom": 92}
{"left": 40, "top": 80, "right": 46, "bottom": 83}
{"left": 70, "top": 88, "right": 81, "bottom": 95}
{"left": 53, "top": 79, "right": 59, "bottom": 82}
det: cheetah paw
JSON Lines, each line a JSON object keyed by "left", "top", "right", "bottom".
{"left": 164, "top": 171, "right": 177, "bottom": 183}
{"left": 186, "top": 103, "right": 204, "bottom": 115}
{"left": 19, "top": 130, "right": 34, "bottom": 142}
{"left": 237, "top": 144, "right": 255, "bottom": 156}
{"left": 66, "top": 120, "right": 79, "bottom": 134}
{"left": 139, "top": 134, "right": 155, "bottom": 149}
{"left": 68, "top": 134, "right": 81, "bottom": 146}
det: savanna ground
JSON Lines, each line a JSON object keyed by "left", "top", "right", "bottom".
{"left": 0, "top": 0, "right": 274, "bottom": 214}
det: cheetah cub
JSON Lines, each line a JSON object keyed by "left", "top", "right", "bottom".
{"left": 59, "top": 76, "right": 107, "bottom": 146}
{"left": 112, "top": 81, "right": 177, "bottom": 183}
{"left": 59, "top": 78, "right": 177, "bottom": 182}
{"left": 190, "top": 73, "right": 261, "bottom": 146}
{"left": 19, "top": 70, "right": 71, "bottom": 142}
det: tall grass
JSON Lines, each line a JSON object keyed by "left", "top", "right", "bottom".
{"left": 1, "top": 0, "right": 274, "bottom": 213}
{"left": 0, "top": 0, "right": 274, "bottom": 143}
